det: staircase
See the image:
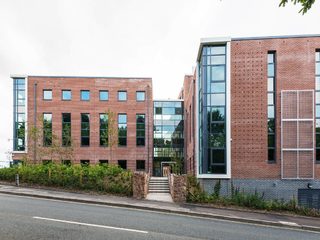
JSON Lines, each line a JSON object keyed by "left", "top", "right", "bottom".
{"left": 148, "top": 177, "right": 170, "bottom": 193}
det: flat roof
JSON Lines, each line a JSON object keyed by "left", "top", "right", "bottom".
{"left": 153, "top": 99, "right": 184, "bottom": 102}
{"left": 197, "top": 34, "right": 320, "bottom": 61}
{"left": 11, "top": 75, "right": 152, "bottom": 80}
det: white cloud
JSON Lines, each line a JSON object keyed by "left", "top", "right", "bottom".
{"left": 0, "top": 0, "right": 319, "bottom": 160}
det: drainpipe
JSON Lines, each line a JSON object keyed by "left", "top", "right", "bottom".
{"left": 33, "top": 82, "right": 37, "bottom": 163}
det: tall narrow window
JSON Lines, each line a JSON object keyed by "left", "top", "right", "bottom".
{"left": 136, "top": 114, "right": 145, "bottom": 146}
{"left": 62, "top": 113, "right": 71, "bottom": 146}
{"left": 118, "top": 114, "right": 127, "bottom": 146}
{"left": 100, "top": 113, "right": 108, "bottom": 146}
{"left": 268, "top": 52, "right": 276, "bottom": 162}
{"left": 200, "top": 45, "right": 227, "bottom": 174}
{"left": 43, "top": 113, "right": 52, "bottom": 146}
{"left": 316, "top": 50, "right": 320, "bottom": 162}
{"left": 81, "top": 113, "right": 90, "bottom": 146}
{"left": 13, "top": 78, "right": 26, "bottom": 151}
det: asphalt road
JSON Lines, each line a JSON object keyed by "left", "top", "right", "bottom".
{"left": 0, "top": 194, "right": 319, "bottom": 240}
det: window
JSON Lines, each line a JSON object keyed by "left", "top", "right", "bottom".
{"left": 80, "top": 160, "right": 90, "bottom": 166}
{"left": 200, "top": 45, "right": 227, "bottom": 174}
{"left": 62, "top": 113, "right": 71, "bottom": 146}
{"left": 99, "top": 90, "right": 109, "bottom": 101}
{"left": 136, "top": 160, "right": 145, "bottom": 171}
{"left": 42, "top": 160, "right": 52, "bottom": 165}
{"left": 99, "top": 160, "right": 108, "bottom": 165}
{"left": 136, "top": 114, "right": 145, "bottom": 146}
{"left": 81, "top": 113, "right": 90, "bottom": 146}
{"left": 136, "top": 91, "right": 145, "bottom": 101}
{"left": 43, "top": 113, "right": 52, "bottom": 146}
{"left": 316, "top": 50, "right": 320, "bottom": 162}
{"left": 118, "top": 114, "right": 127, "bottom": 146}
{"left": 267, "top": 52, "right": 276, "bottom": 162}
{"left": 62, "top": 90, "right": 72, "bottom": 100}
{"left": 43, "top": 90, "right": 52, "bottom": 100}
{"left": 62, "top": 160, "right": 71, "bottom": 166}
{"left": 118, "top": 160, "right": 127, "bottom": 169}
{"left": 81, "top": 90, "right": 90, "bottom": 101}
{"left": 100, "top": 113, "right": 108, "bottom": 146}
{"left": 118, "top": 91, "right": 127, "bottom": 101}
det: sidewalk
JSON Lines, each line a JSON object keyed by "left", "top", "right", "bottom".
{"left": 0, "top": 183, "right": 320, "bottom": 232}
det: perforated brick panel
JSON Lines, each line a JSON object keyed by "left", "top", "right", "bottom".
{"left": 281, "top": 90, "right": 314, "bottom": 179}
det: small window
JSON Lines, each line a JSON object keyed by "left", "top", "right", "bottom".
{"left": 42, "top": 160, "right": 52, "bottom": 165}
{"left": 99, "top": 160, "right": 108, "bottom": 165}
{"left": 81, "top": 90, "right": 90, "bottom": 101}
{"left": 118, "top": 91, "right": 127, "bottom": 101}
{"left": 43, "top": 90, "right": 52, "bottom": 100}
{"left": 62, "top": 90, "right": 72, "bottom": 100}
{"left": 62, "top": 160, "right": 71, "bottom": 166}
{"left": 100, "top": 91, "right": 109, "bottom": 101}
{"left": 136, "top": 91, "right": 145, "bottom": 101}
{"left": 118, "top": 160, "right": 127, "bottom": 169}
{"left": 136, "top": 160, "right": 145, "bottom": 171}
{"left": 80, "top": 160, "right": 90, "bottom": 166}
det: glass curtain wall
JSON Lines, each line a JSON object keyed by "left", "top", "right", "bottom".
{"left": 13, "top": 78, "right": 26, "bottom": 151}
{"left": 199, "top": 45, "right": 227, "bottom": 174}
{"left": 153, "top": 101, "right": 184, "bottom": 176}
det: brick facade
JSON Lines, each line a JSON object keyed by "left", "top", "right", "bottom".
{"left": 14, "top": 76, "right": 153, "bottom": 172}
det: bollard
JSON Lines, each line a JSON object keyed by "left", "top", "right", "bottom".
{"left": 15, "top": 174, "right": 19, "bottom": 187}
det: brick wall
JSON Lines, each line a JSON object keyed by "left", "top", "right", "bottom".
{"left": 231, "top": 37, "right": 320, "bottom": 180}
{"left": 19, "top": 76, "right": 153, "bottom": 172}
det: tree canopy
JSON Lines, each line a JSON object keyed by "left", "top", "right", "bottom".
{"left": 279, "top": 0, "right": 316, "bottom": 14}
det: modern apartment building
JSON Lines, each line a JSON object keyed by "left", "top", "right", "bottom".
{"left": 12, "top": 76, "right": 153, "bottom": 172}
{"left": 181, "top": 35, "right": 320, "bottom": 201}
{"left": 11, "top": 34, "right": 320, "bottom": 202}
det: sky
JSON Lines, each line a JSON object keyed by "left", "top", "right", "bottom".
{"left": 0, "top": 0, "right": 319, "bottom": 163}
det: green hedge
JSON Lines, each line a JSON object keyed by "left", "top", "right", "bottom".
{"left": 0, "top": 164, "right": 132, "bottom": 196}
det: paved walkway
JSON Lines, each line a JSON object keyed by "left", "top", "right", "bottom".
{"left": 0, "top": 184, "right": 319, "bottom": 232}
{"left": 146, "top": 193, "right": 173, "bottom": 202}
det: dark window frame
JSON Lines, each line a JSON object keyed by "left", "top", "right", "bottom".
{"left": 43, "top": 89, "right": 52, "bottom": 101}
{"left": 99, "top": 90, "right": 109, "bottom": 101}
{"left": 81, "top": 113, "right": 90, "bottom": 147}
{"left": 118, "top": 113, "right": 127, "bottom": 146}
{"left": 136, "top": 160, "right": 146, "bottom": 171}
{"left": 136, "top": 91, "right": 145, "bottom": 102}
{"left": 80, "top": 90, "right": 90, "bottom": 101}
{"left": 62, "top": 113, "right": 71, "bottom": 147}
{"left": 118, "top": 91, "right": 127, "bottom": 101}
{"left": 267, "top": 51, "right": 276, "bottom": 163}
{"left": 136, "top": 114, "right": 145, "bottom": 146}
{"left": 316, "top": 49, "right": 320, "bottom": 163}
{"left": 62, "top": 89, "right": 72, "bottom": 101}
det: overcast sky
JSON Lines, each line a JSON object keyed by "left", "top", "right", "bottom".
{"left": 0, "top": 0, "right": 319, "bottom": 162}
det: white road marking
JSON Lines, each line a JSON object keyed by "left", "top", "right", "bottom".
{"left": 279, "top": 221, "right": 300, "bottom": 227}
{"left": 33, "top": 216, "right": 148, "bottom": 234}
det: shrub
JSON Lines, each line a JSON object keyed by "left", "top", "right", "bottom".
{"left": 0, "top": 163, "right": 133, "bottom": 196}
{"left": 186, "top": 176, "right": 320, "bottom": 217}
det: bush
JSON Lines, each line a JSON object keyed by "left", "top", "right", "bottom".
{"left": 186, "top": 176, "right": 320, "bottom": 217}
{"left": 0, "top": 163, "right": 133, "bottom": 196}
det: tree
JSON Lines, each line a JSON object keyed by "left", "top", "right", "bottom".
{"left": 26, "top": 115, "right": 74, "bottom": 164}
{"left": 279, "top": 0, "right": 316, "bottom": 14}
{"left": 100, "top": 109, "right": 118, "bottom": 163}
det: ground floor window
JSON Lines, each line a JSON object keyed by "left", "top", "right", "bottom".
{"left": 118, "top": 160, "right": 127, "bottom": 169}
{"left": 136, "top": 160, "right": 145, "bottom": 171}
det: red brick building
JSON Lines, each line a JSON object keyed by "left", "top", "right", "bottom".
{"left": 12, "top": 76, "right": 153, "bottom": 172}
{"left": 181, "top": 35, "right": 320, "bottom": 202}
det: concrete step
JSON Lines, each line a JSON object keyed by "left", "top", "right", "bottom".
{"left": 148, "top": 187, "right": 170, "bottom": 190}
{"left": 148, "top": 189, "right": 170, "bottom": 193}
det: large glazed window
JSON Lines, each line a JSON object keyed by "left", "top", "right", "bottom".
{"left": 118, "top": 114, "right": 127, "bottom": 146}
{"left": 316, "top": 50, "right": 320, "bottom": 162}
{"left": 43, "top": 113, "right": 52, "bottom": 146}
{"left": 81, "top": 113, "right": 90, "bottom": 146}
{"left": 268, "top": 52, "right": 276, "bottom": 162}
{"left": 136, "top": 114, "right": 145, "bottom": 146}
{"left": 199, "top": 45, "right": 227, "bottom": 174}
{"left": 13, "top": 78, "right": 26, "bottom": 151}
{"left": 62, "top": 113, "right": 71, "bottom": 146}
{"left": 100, "top": 113, "right": 108, "bottom": 146}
